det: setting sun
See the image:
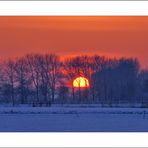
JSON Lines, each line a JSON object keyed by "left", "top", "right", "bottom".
{"left": 73, "top": 77, "right": 89, "bottom": 88}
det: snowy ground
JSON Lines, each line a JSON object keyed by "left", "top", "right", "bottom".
{"left": 0, "top": 106, "right": 148, "bottom": 132}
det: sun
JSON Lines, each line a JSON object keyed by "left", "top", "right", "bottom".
{"left": 73, "top": 76, "right": 89, "bottom": 88}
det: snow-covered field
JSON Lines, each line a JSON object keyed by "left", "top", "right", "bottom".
{"left": 0, "top": 106, "right": 148, "bottom": 132}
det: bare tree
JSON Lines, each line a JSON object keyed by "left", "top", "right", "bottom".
{"left": 64, "top": 56, "right": 93, "bottom": 103}
{"left": 93, "top": 57, "right": 140, "bottom": 106}
{"left": 2, "top": 59, "right": 16, "bottom": 106}
{"left": 26, "top": 54, "right": 41, "bottom": 104}
{"left": 0, "top": 53, "right": 144, "bottom": 107}
{"left": 15, "top": 57, "right": 30, "bottom": 104}
{"left": 64, "top": 57, "right": 81, "bottom": 102}
{"left": 44, "top": 54, "right": 61, "bottom": 102}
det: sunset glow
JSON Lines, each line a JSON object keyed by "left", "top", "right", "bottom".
{"left": 73, "top": 77, "right": 89, "bottom": 88}
{"left": 0, "top": 16, "right": 148, "bottom": 68}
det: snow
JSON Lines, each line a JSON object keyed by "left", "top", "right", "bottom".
{"left": 0, "top": 106, "right": 148, "bottom": 132}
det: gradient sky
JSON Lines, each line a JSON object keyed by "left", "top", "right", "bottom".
{"left": 0, "top": 16, "right": 148, "bottom": 68}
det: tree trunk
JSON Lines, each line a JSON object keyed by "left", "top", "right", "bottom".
{"left": 72, "top": 86, "right": 75, "bottom": 102}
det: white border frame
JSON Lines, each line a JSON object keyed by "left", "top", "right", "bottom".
{"left": 0, "top": 1, "right": 148, "bottom": 16}
{"left": 0, "top": 1, "right": 148, "bottom": 147}
{"left": 0, "top": 133, "right": 148, "bottom": 147}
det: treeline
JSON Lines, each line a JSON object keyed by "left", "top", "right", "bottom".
{"left": 0, "top": 53, "right": 148, "bottom": 107}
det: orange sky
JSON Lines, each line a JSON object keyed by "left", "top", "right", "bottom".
{"left": 0, "top": 16, "right": 148, "bottom": 68}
